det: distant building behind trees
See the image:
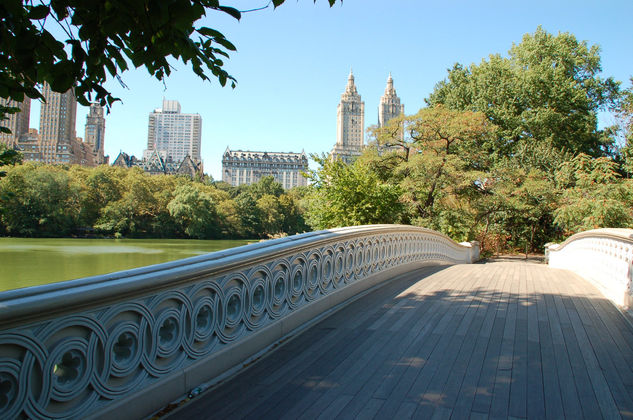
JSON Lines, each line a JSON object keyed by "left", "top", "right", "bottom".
{"left": 111, "top": 98, "right": 203, "bottom": 178}
{"left": 0, "top": 83, "right": 107, "bottom": 166}
{"left": 145, "top": 99, "right": 202, "bottom": 164}
{"left": 222, "top": 148, "right": 308, "bottom": 189}
{"left": 111, "top": 150, "right": 203, "bottom": 178}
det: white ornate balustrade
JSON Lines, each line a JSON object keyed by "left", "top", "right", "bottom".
{"left": 547, "top": 228, "right": 633, "bottom": 308}
{"left": 0, "top": 225, "right": 479, "bottom": 420}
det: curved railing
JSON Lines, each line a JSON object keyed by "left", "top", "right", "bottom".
{"left": 0, "top": 225, "right": 479, "bottom": 419}
{"left": 547, "top": 228, "right": 633, "bottom": 308}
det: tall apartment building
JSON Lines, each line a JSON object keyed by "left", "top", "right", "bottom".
{"left": 39, "top": 82, "right": 78, "bottom": 164}
{"left": 0, "top": 97, "right": 31, "bottom": 147}
{"left": 145, "top": 99, "right": 201, "bottom": 164}
{"left": 378, "top": 73, "right": 404, "bottom": 130}
{"left": 222, "top": 148, "right": 308, "bottom": 189}
{"left": 84, "top": 103, "right": 106, "bottom": 164}
{"left": 330, "top": 71, "right": 365, "bottom": 163}
{"left": 1, "top": 84, "right": 105, "bottom": 166}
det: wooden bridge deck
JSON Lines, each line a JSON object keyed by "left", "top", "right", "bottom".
{"left": 168, "top": 261, "right": 633, "bottom": 419}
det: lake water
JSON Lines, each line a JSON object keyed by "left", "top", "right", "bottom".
{"left": 0, "top": 238, "right": 254, "bottom": 292}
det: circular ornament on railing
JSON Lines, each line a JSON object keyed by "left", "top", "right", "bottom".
{"left": 224, "top": 289, "right": 243, "bottom": 329}
{"left": 354, "top": 242, "right": 364, "bottom": 276}
{"left": 364, "top": 243, "right": 372, "bottom": 273}
{"left": 154, "top": 309, "right": 182, "bottom": 357}
{"left": 192, "top": 297, "right": 216, "bottom": 341}
{"left": 320, "top": 247, "right": 335, "bottom": 291}
{"left": 0, "top": 359, "right": 25, "bottom": 419}
{"left": 345, "top": 243, "right": 355, "bottom": 281}
{"left": 268, "top": 260, "right": 290, "bottom": 317}
{"left": 288, "top": 256, "right": 306, "bottom": 307}
{"left": 332, "top": 244, "right": 346, "bottom": 286}
{"left": 304, "top": 251, "right": 321, "bottom": 299}
{"left": 106, "top": 322, "right": 142, "bottom": 377}
{"left": 46, "top": 337, "right": 92, "bottom": 402}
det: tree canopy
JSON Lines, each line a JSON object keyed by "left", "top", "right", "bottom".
{"left": 0, "top": 0, "right": 339, "bottom": 114}
{"left": 427, "top": 27, "right": 621, "bottom": 158}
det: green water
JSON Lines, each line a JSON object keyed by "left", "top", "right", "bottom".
{"left": 0, "top": 238, "right": 254, "bottom": 292}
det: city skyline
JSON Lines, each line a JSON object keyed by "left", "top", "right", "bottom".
{"left": 18, "top": 0, "right": 633, "bottom": 180}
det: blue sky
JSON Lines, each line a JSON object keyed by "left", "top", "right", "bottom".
{"left": 31, "top": 0, "right": 633, "bottom": 179}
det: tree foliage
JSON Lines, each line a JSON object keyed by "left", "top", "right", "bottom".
{"left": 305, "top": 154, "right": 403, "bottom": 229}
{"left": 0, "top": 165, "right": 307, "bottom": 239}
{"left": 0, "top": 143, "right": 22, "bottom": 177}
{"left": 0, "top": 0, "right": 339, "bottom": 115}
{"left": 427, "top": 27, "right": 620, "bottom": 158}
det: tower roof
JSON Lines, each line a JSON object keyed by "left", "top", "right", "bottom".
{"left": 345, "top": 69, "right": 357, "bottom": 95}
{"left": 384, "top": 73, "right": 396, "bottom": 96}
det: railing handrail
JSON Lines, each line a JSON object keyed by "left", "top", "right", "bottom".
{"left": 548, "top": 228, "right": 633, "bottom": 252}
{"left": 547, "top": 228, "right": 633, "bottom": 311}
{"left": 0, "top": 225, "right": 472, "bottom": 328}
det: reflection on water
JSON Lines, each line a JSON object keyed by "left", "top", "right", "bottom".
{"left": 0, "top": 238, "right": 253, "bottom": 291}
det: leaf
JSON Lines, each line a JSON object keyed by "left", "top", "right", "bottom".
{"left": 197, "top": 27, "right": 224, "bottom": 39}
{"left": 218, "top": 6, "right": 241, "bottom": 20}
{"left": 28, "top": 5, "right": 50, "bottom": 20}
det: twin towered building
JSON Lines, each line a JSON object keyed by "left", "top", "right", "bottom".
{"left": 330, "top": 71, "right": 404, "bottom": 162}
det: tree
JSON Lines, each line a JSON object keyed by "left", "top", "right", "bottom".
{"left": 427, "top": 27, "right": 620, "bottom": 158}
{"left": 168, "top": 184, "right": 220, "bottom": 239}
{"left": 369, "top": 105, "right": 497, "bottom": 226}
{"left": 0, "top": 0, "right": 339, "bottom": 118}
{"left": 305, "top": 154, "right": 404, "bottom": 229}
{"left": 617, "top": 78, "right": 633, "bottom": 176}
{"left": 0, "top": 143, "right": 22, "bottom": 177}
{"left": 554, "top": 154, "right": 633, "bottom": 233}
{"left": 0, "top": 164, "right": 81, "bottom": 236}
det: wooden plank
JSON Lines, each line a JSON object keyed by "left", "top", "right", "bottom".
{"left": 167, "top": 262, "right": 633, "bottom": 420}
{"left": 542, "top": 268, "right": 583, "bottom": 419}
{"left": 490, "top": 263, "right": 519, "bottom": 419}
{"left": 570, "top": 292, "right": 633, "bottom": 417}
{"left": 450, "top": 264, "right": 508, "bottom": 419}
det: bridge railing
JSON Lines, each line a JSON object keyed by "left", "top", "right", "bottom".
{"left": 547, "top": 228, "right": 633, "bottom": 309}
{"left": 0, "top": 225, "right": 478, "bottom": 420}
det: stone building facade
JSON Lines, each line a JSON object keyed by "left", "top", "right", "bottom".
{"left": 222, "top": 148, "right": 308, "bottom": 189}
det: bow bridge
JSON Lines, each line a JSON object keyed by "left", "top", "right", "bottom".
{"left": 0, "top": 226, "right": 632, "bottom": 419}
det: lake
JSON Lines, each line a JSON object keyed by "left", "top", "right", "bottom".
{"left": 0, "top": 238, "right": 254, "bottom": 292}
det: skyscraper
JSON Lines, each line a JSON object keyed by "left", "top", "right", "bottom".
{"left": 84, "top": 103, "right": 106, "bottom": 164}
{"left": 145, "top": 99, "right": 201, "bottom": 163}
{"left": 330, "top": 70, "right": 365, "bottom": 162}
{"left": 0, "top": 97, "right": 31, "bottom": 147}
{"left": 378, "top": 73, "right": 404, "bottom": 130}
{"left": 39, "top": 82, "right": 77, "bottom": 164}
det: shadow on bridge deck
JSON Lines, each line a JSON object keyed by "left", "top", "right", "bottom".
{"left": 166, "top": 261, "right": 633, "bottom": 419}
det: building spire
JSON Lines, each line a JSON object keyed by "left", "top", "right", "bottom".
{"left": 385, "top": 72, "right": 395, "bottom": 95}
{"left": 345, "top": 68, "right": 357, "bottom": 95}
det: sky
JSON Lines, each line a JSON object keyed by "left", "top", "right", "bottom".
{"left": 30, "top": 0, "right": 633, "bottom": 180}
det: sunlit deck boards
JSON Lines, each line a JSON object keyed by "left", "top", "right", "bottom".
{"left": 168, "top": 261, "right": 633, "bottom": 419}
